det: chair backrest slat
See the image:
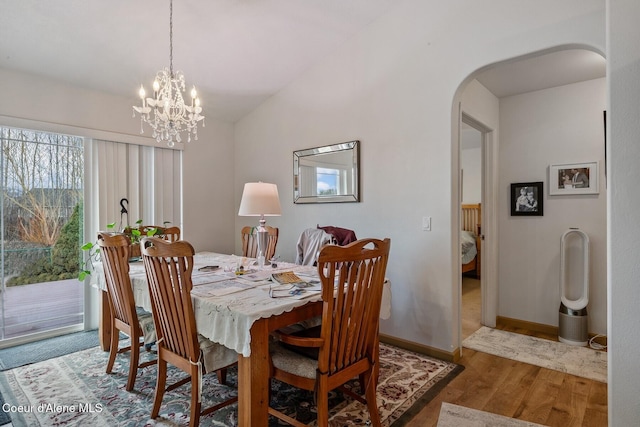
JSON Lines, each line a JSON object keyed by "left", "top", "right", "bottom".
{"left": 317, "top": 238, "right": 390, "bottom": 375}
{"left": 162, "top": 226, "right": 181, "bottom": 242}
{"left": 241, "top": 226, "right": 279, "bottom": 260}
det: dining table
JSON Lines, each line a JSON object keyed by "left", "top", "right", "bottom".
{"left": 94, "top": 251, "right": 391, "bottom": 427}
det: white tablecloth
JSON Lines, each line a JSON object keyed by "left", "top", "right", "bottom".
{"left": 95, "top": 252, "right": 391, "bottom": 357}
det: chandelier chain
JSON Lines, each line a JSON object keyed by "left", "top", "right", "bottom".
{"left": 169, "top": 0, "right": 173, "bottom": 77}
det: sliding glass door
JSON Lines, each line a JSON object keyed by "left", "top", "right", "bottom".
{"left": 0, "top": 127, "right": 84, "bottom": 343}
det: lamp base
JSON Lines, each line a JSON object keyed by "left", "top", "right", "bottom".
{"left": 255, "top": 221, "right": 270, "bottom": 267}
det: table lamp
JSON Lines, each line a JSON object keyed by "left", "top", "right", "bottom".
{"left": 238, "top": 182, "right": 282, "bottom": 264}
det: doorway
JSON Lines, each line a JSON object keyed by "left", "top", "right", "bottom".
{"left": 460, "top": 114, "right": 489, "bottom": 339}
{"left": 455, "top": 47, "right": 607, "bottom": 353}
{"left": 460, "top": 116, "right": 484, "bottom": 340}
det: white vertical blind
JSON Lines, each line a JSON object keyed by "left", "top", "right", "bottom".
{"left": 154, "top": 147, "right": 182, "bottom": 224}
{"left": 300, "top": 165, "right": 316, "bottom": 196}
{"left": 84, "top": 139, "right": 182, "bottom": 239}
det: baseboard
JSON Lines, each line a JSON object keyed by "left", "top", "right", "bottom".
{"left": 379, "top": 333, "right": 458, "bottom": 363}
{"left": 496, "top": 316, "right": 558, "bottom": 336}
{"left": 0, "top": 324, "right": 85, "bottom": 350}
{"left": 495, "top": 316, "right": 607, "bottom": 346}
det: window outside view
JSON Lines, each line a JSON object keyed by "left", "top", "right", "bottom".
{"left": 0, "top": 127, "right": 84, "bottom": 341}
{"left": 316, "top": 167, "right": 340, "bottom": 195}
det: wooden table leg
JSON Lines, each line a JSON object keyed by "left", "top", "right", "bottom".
{"left": 237, "top": 318, "right": 270, "bottom": 427}
{"left": 98, "top": 290, "right": 111, "bottom": 351}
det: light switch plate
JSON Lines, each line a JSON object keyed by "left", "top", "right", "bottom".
{"left": 422, "top": 216, "right": 431, "bottom": 231}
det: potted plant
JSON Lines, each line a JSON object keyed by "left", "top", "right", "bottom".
{"left": 78, "top": 220, "right": 167, "bottom": 280}
{"left": 122, "top": 221, "right": 167, "bottom": 257}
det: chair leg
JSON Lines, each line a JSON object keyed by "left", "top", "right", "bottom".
{"left": 189, "top": 404, "right": 201, "bottom": 427}
{"left": 216, "top": 368, "right": 227, "bottom": 385}
{"left": 316, "top": 377, "right": 330, "bottom": 427}
{"left": 359, "top": 373, "right": 366, "bottom": 393}
{"left": 189, "top": 366, "right": 201, "bottom": 427}
{"left": 105, "top": 324, "right": 119, "bottom": 374}
{"left": 151, "top": 359, "right": 167, "bottom": 419}
{"left": 363, "top": 370, "right": 381, "bottom": 427}
{"left": 126, "top": 338, "right": 140, "bottom": 391}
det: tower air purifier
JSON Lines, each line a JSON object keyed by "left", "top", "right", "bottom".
{"left": 558, "top": 228, "right": 589, "bottom": 346}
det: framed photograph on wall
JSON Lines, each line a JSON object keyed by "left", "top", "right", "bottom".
{"left": 511, "top": 181, "right": 544, "bottom": 216}
{"left": 549, "top": 162, "right": 599, "bottom": 195}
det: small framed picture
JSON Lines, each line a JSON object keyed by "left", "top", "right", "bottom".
{"left": 511, "top": 182, "right": 544, "bottom": 216}
{"left": 549, "top": 162, "right": 599, "bottom": 195}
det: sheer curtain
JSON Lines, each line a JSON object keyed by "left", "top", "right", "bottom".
{"left": 84, "top": 139, "right": 182, "bottom": 245}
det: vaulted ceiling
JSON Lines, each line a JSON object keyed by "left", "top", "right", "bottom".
{"left": 1, "top": 1, "right": 605, "bottom": 123}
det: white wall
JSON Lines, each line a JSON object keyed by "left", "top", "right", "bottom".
{"left": 499, "top": 78, "right": 607, "bottom": 334}
{"left": 181, "top": 119, "right": 236, "bottom": 254}
{"left": 235, "top": 0, "right": 605, "bottom": 353}
{"left": 608, "top": 0, "right": 640, "bottom": 424}
{"left": 0, "top": 68, "right": 144, "bottom": 140}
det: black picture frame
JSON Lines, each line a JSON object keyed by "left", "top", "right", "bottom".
{"left": 510, "top": 181, "right": 544, "bottom": 216}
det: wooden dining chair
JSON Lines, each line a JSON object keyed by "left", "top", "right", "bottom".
{"left": 140, "top": 237, "right": 238, "bottom": 427}
{"left": 139, "top": 225, "right": 181, "bottom": 242}
{"left": 241, "top": 225, "right": 279, "bottom": 260}
{"left": 97, "top": 232, "right": 157, "bottom": 392}
{"left": 268, "top": 238, "right": 391, "bottom": 427}
{"left": 160, "top": 225, "right": 181, "bottom": 242}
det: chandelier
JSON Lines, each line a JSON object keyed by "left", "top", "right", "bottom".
{"left": 132, "top": 0, "right": 204, "bottom": 147}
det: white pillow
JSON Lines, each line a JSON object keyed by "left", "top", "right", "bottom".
{"left": 461, "top": 230, "right": 476, "bottom": 252}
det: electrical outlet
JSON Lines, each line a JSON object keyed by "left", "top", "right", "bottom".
{"left": 422, "top": 216, "right": 431, "bottom": 231}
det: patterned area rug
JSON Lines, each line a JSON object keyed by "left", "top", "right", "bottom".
{"left": 0, "top": 342, "right": 462, "bottom": 426}
{"left": 462, "top": 327, "right": 607, "bottom": 383}
{"left": 437, "top": 403, "right": 548, "bottom": 427}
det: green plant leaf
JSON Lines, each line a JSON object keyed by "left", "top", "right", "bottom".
{"left": 81, "top": 242, "right": 94, "bottom": 251}
{"left": 78, "top": 270, "right": 90, "bottom": 281}
{"left": 107, "top": 222, "right": 116, "bottom": 229}
{"left": 136, "top": 219, "right": 143, "bottom": 225}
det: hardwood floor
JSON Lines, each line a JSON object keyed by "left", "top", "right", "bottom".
{"left": 403, "top": 276, "right": 608, "bottom": 427}
{"left": 461, "top": 275, "right": 481, "bottom": 340}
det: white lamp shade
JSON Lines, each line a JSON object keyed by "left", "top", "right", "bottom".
{"left": 238, "top": 182, "right": 282, "bottom": 216}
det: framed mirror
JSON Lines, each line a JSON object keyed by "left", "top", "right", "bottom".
{"left": 293, "top": 140, "right": 360, "bottom": 204}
